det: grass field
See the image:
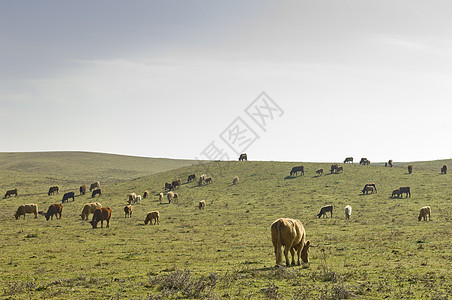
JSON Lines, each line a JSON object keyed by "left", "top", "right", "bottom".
{"left": 0, "top": 153, "right": 451, "bottom": 299}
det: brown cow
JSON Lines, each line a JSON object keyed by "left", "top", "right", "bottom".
{"left": 441, "top": 165, "right": 447, "bottom": 174}
{"left": 164, "top": 182, "right": 173, "bottom": 191}
{"left": 315, "top": 168, "right": 324, "bottom": 176}
{"left": 43, "top": 203, "right": 63, "bottom": 221}
{"left": 198, "top": 200, "right": 206, "bottom": 209}
{"left": 143, "top": 190, "right": 149, "bottom": 199}
{"left": 15, "top": 204, "right": 38, "bottom": 220}
{"left": 48, "top": 186, "right": 59, "bottom": 196}
{"left": 330, "top": 164, "right": 338, "bottom": 174}
{"left": 79, "top": 184, "right": 87, "bottom": 195}
{"left": 418, "top": 206, "right": 431, "bottom": 221}
{"left": 124, "top": 205, "right": 133, "bottom": 218}
{"left": 408, "top": 164, "right": 413, "bottom": 174}
{"left": 80, "top": 202, "right": 102, "bottom": 220}
{"left": 144, "top": 211, "right": 160, "bottom": 225}
{"left": 4, "top": 188, "right": 18, "bottom": 198}
{"left": 271, "top": 218, "right": 310, "bottom": 267}
{"left": 128, "top": 193, "right": 137, "bottom": 204}
{"left": 89, "top": 181, "right": 100, "bottom": 191}
{"left": 336, "top": 166, "right": 344, "bottom": 173}
{"left": 90, "top": 207, "right": 112, "bottom": 228}
{"left": 204, "top": 177, "right": 213, "bottom": 184}
{"left": 317, "top": 205, "right": 334, "bottom": 218}
{"left": 363, "top": 183, "right": 377, "bottom": 193}
{"left": 171, "top": 179, "right": 182, "bottom": 190}
{"left": 239, "top": 153, "right": 247, "bottom": 161}
{"left": 362, "top": 185, "right": 376, "bottom": 194}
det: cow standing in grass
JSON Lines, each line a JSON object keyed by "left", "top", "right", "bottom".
{"left": 42, "top": 203, "right": 63, "bottom": 220}
{"left": 344, "top": 157, "right": 353, "bottom": 164}
{"left": 4, "top": 189, "right": 17, "bottom": 198}
{"left": 317, "top": 205, "right": 334, "bottom": 218}
{"left": 441, "top": 165, "right": 447, "bottom": 174}
{"left": 408, "top": 164, "right": 413, "bottom": 174}
{"left": 290, "top": 166, "right": 304, "bottom": 176}
{"left": 418, "top": 206, "right": 431, "bottom": 221}
{"left": 62, "top": 192, "right": 75, "bottom": 203}
{"left": 15, "top": 204, "right": 38, "bottom": 219}
{"left": 271, "top": 218, "right": 310, "bottom": 267}
{"left": 90, "top": 207, "right": 112, "bottom": 228}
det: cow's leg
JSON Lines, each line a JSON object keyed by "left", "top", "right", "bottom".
{"left": 106, "top": 219, "right": 110, "bottom": 228}
{"left": 283, "top": 246, "right": 291, "bottom": 267}
{"left": 290, "top": 247, "right": 296, "bottom": 266}
{"left": 100, "top": 220, "right": 104, "bottom": 227}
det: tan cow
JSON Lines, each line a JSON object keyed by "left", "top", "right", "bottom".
{"left": 198, "top": 200, "right": 206, "bottom": 209}
{"left": 315, "top": 168, "right": 324, "bottom": 176}
{"left": 15, "top": 204, "right": 38, "bottom": 220}
{"left": 143, "top": 190, "right": 149, "bottom": 199}
{"left": 124, "top": 205, "right": 133, "bottom": 218}
{"left": 128, "top": 193, "right": 137, "bottom": 204}
{"left": 80, "top": 202, "right": 102, "bottom": 220}
{"left": 144, "top": 211, "right": 160, "bottom": 225}
{"left": 167, "top": 191, "right": 175, "bottom": 203}
{"left": 418, "top": 206, "right": 431, "bottom": 221}
{"left": 271, "top": 218, "right": 310, "bottom": 267}
{"left": 233, "top": 176, "right": 239, "bottom": 185}
{"left": 90, "top": 181, "right": 101, "bottom": 191}
{"left": 90, "top": 207, "right": 112, "bottom": 228}
{"left": 159, "top": 192, "right": 164, "bottom": 203}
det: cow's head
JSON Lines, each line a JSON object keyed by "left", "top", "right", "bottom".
{"left": 301, "top": 240, "right": 311, "bottom": 265}
{"left": 90, "top": 220, "right": 98, "bottom": 228}
{"left": 45, "top": 213, "right": 50, "bottom": 221}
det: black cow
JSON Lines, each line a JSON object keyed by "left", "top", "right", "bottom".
{"left": 91, "top": 189, "right": 102, "bottom": 198}
{"left": 62, "top": 192, "right": 75, "bottom": 203}
{"left": 290, "top": 166, "right": 304, "bottom": 176}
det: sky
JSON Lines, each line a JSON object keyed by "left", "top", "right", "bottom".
{"left": 1, "top": 1, "right": 452, "bottom": 162}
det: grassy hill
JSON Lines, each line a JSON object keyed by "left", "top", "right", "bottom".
{"left": 0, "top": 155, "right": 451, "bottom": 299}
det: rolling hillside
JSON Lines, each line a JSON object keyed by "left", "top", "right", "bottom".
{"left": 0, "top": 154, "right": 451, "bottom": 299}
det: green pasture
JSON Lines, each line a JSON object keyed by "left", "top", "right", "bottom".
{"left": 0, "top": 153, "right": 450, "bottom": 299}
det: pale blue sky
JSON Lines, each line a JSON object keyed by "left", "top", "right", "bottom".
{"left": 1, "top": 1, "right": 451, "bottom": 162}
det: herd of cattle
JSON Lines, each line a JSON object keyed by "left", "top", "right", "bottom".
{"left": 2, "top": 153, "right": 441, "bottom": 267}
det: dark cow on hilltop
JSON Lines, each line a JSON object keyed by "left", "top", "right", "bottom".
{"left": 441, "top": 165, "right": 447, "bottom": 174}
{"left": 4, "top": 189, "right": 17, "bottom": 198}
{"left": 290, "top": 166, "right": 304, "bottom": 176}
{"left": 408, "top": 164, "right": 413, "bottom": 174}
{"left": 90, "top": 207, "right": 112, "bottom": 228}
{"left": 42, "top": 203, "right": 63, "bottom": 221}
{"left": 359, "top": 158, "right": 370, "bottom": 165}
{"left": 187, "top": 174, "right": 196, "bottom": 183}
{"left": 239, "top": 153, "right": 247, "bottom": 161}
{"left": 62, "top": 192, "right": 75, "bottom": 203}
{"left": 271, "top": 218, "right": 310, "bottom": 267}
{"left": 388, "top": 160, "right": 393, "bottom": 167}
{"left": 344, "top": 157, "right": 353, "bottom": 164}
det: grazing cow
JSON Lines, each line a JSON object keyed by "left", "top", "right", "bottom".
{"left": 399, "top": 186, "right": 411, "bottom": 198}
{"left": 330, "top": 164, "right": 338, "bottom": 174}
{"left": 90, "top": 181, "right": 100, "bottom": 192}
{"left": 80, "top": 202, "right": 102, "bottom": 220}
{"left": 344, "top": 157, "right": 353, "bottom": 164}
{"left": 362, "top": 185, "right": 376, "bottom": 194}
{"left": 198, "top": 174, "right": 207, "bottom": 186}
{"left": 364, "top": 183, "right": 377, "bottom": 193}
{"left": 91, "top": 189, "right": 102, "bottom": 198}
{"left": 173, "top": 193, "right": 179, "bottom": 203}
{"left": 408, "top": 164, "right": 413, "bottom": 174}
{"left": 143, "top": 190, "right": 149, "bottom": 199}
{"left": 271, "top": 218, "right": 310, "bottom": 267}
{"left": 290, "top": 166, "right": 304, "bottom": 176}
{"left": 144, "top": 211, "right": 160, "bottom": 225}
{"left": 124, "top": 205, "right": 133, "bottom": 218}
{"left": 204, "top": 177, "right": 213, "bottom": 184}
{"left": 128, "top": 193, "right": 137, "bottom": 204}
{"left": 315, "top": 168, "right": 324, "bottom": 176}
{"left": 441, "top": 165, "right": 447, "bottom": 174}
{"left": 388, "top": 160, "right": 393, "bottom": 167}
{"left": 167, "top": 191, "right": 175, "bottom": 204}
{"left": 171, "top": 179, "right": 182, "bottom": 190}
{"left": 164, "top": 182, "right": 173, "bottom": 191}
{"left": 159, "top": 192, "right": 164, "bottom": 203}
{"left": 233, "top": 176, "right": 239, "bottom": 185}
{"left": 134, "top": 195, "right": 142, "bottom": 204}
{"left": 62, "top": 192, "right": 75, "bottom": 203}
{"left": 239, "top": 153, "right": 247, "bottom": 161}
{"left": 4, "top": 188, "right": 18, "bottom": 198}
{"left": 317, "top": 205, "right": 334, "bottom": 218}
{"left": 48, "top": 186, "right": 59, "bottom": 196}
{"left": 391, "top": 189, "right": 401, "bottom": 198}
{"left": 15, "top": 204, "right": 38, "bottom": 220}
{"left": 336, "top": 166, "right": 344, "bottom": 173}
{"left": 359, "top": 158, "right": 368, "bottom": 165}
{"left": 90, "top": 207, "right": 112, "bottom": 228}
{"left": 43, "top": 203, "right": 63, "bottom": 221}
{"left": 79, "top": 185, "right": 87, "bottom": 195}
{"left": 345, "top": 205, "right": 352, "bottom": 219}
{"left": 418, "top": 206, "right": 431, "bottom": 221}
{"left": 187, "top": 174, "right": 196, "bottom": 182}
{"left": 198, "top": 200, "right": 206, "bottom": 209}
